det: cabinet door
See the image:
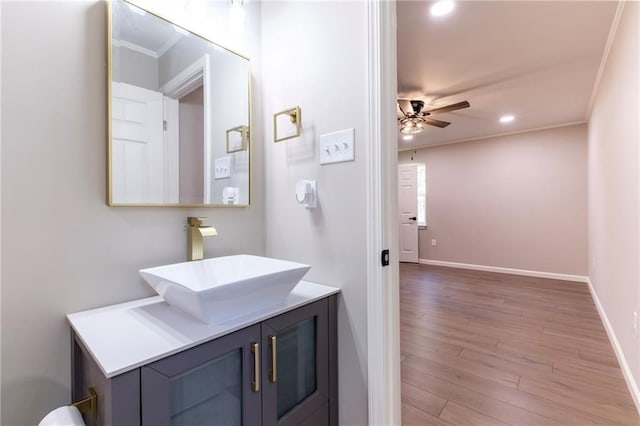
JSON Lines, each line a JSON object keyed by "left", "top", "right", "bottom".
{"left": 141, "top": 325, "right": 262, "bottom": 426}
{"left": 261, "top": 298, "right": 329, "bottom": 426}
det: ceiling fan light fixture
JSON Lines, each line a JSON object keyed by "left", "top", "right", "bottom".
{"left": 402, "top": 135, "right": 414, "bottom": 141}
{"left": 400, "top": 125, "right": 423, "bottom": 135}
{"left": 400, "top": 117, "right": 425, "bottom": 134}
{"left": 398, "top": 97, "right": 468, "bottom": 133}
{"left": 430, "top": 0, "right": 455, "bottom": 17}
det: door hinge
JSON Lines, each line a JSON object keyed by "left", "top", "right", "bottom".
{"left": 381, "top": 249, "right": 390, "bottom": 267}
{"left": 163, "top": 120, "right": 168, "bottom": 131}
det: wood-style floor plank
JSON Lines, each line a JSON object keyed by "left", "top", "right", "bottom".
{"left": 439, "top": 401, "right": 509, "bottom": 426}
{"left": 400, "top": 263, "right": 639, "bottom": 426}
{"left": 402, "top": 382, "right": 448, "bottom": 417}
{"left": 458, "top": 348, "right": 552, "bottom": 378}
{"left": 402, "top": 363, "right": 602, "bottom": 426}
{"left": 401, "top": 365, "right": 563, "bottom": 426}
{"left": 402, "top": 403, "right": 454, "bottom": 426}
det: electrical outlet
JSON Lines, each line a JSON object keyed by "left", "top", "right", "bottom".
{"left": 431, "top": 239, "right": 437, "bottom": 247}
{"left": 634, "top": 312, "right": 638, "bottom": 337}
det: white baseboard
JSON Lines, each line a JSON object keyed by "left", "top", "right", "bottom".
{"left": 418, "top": 259, "right": 588, "bottom": 283}
{"left": 586, "top": 278, "right": 640, "bottom": 414}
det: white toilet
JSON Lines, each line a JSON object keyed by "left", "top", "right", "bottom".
{"left": 38, "top": 405, "right": 85, "bottom": 426}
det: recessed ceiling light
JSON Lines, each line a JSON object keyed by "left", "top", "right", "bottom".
{"left": 402, "top": 135, "right": 414, "bottom": 141}
{"left": 500, "top": 115, "right": 515, "bottom": 123}
{"left": 430, "top": 1, "right": 455, "bottom": 17}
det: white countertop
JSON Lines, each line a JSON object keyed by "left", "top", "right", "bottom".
{"left": 67, "top": 281, "right": 340, "bottom": 378}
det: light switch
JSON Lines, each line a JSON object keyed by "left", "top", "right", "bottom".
{"left": 320, "top": 128, "right": 355, "bottom": 165}
{"left": 214, "top": 156, "right": 231, "bottom": 179}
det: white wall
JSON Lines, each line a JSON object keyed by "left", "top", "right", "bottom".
{"left": 587, "top": 1, "right": 640, "bottom": 404}
{"left": 0, "top": 2, "right": 264, "bottom": 424}
{"left": 399, "top": 124, "right": 588, "bottom": 276}
{"left": 260, "top": 1, "right": 369, "bottom": 424}
{"left": 115, "top": 46, "right": 159, "bottom": 90}
{"left": 179, "top": 86, "right": 204, "bottom": 203}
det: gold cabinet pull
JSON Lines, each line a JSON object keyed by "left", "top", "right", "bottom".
{"left": 269, "top": 335, "right": 277, "bottom": 383}
{"left": 251, "top": 342, "right": 260, "bottom": 392}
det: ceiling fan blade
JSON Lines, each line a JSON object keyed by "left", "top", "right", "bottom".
{"left": 426, "top": 101, "right": 470, "bottom": 115}
{"left": 397, "top": 99, "right": 412, "bottom": 115}
{"left": 424, "top": 117, "right": 451, "bottom": 128}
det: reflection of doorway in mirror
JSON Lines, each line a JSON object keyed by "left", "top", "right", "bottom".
{"left": 111, "top": 82, "right": 165, "bottom": 204}
{"left": 160, "top": 55, "right": 212, "bottom": 204}
{"left": 112, "top": 54, "right": 213, "bottom": 205}
{"left": 178, "top": 87, "right": 204, "bottom": 204}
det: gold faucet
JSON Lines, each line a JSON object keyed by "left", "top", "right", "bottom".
{"left": 187, "top": 217, "right": 218, "bottom": 261}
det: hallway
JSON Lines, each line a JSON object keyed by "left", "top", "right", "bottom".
{"left": 400, "top": 263, "right": 639, "bottom": 425}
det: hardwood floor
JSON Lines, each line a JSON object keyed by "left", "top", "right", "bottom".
{"left": 400, "top": 263, "right": 640, "bottom": 425}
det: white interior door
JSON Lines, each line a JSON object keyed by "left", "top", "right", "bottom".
{"left": 111, "top": 82, "right": 164, "bottom": 203}
{"left": 163, "top": 97, "right": 179, "bottom": 203}
{"left": 398, "top": 164, "right": 419, "bottom": 263}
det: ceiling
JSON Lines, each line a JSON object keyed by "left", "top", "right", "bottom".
{"left": 114, "top": 1, "right": 183, "bottom": 58}
{"left": 397, "top": 0, "right": 619, "bottom": 151}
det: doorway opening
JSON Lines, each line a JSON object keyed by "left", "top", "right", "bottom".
{"left": 160, "top": 54, "right": 211, "bottom": 203}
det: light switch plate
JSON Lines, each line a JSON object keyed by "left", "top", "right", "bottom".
{"left": 214, "top": 156, "right": 231, "bottom": 179}
{"left": 320, "top": 128, "right": 355, "bottom": 165}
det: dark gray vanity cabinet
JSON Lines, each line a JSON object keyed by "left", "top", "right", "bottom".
{"left": 141, "top": 325, "right": 262, "bottom": 425}
{"left": 261, "top": 298, "right": 334, "bottom": 426}
{"left": 71, "top": 295, "right": 337, "bottom": 426}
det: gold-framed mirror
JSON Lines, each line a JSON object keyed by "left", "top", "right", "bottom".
{"left": 108, "top": 0, "right": 251, "bottom": 206}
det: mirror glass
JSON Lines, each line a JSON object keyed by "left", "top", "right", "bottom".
{"left": 109, "top": 0, "right": 250, "bottom": 206}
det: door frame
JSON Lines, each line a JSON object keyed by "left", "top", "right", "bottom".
{"left": 366, "top": 1, "right": 401, "bottom": 425}
{"left": 159, "top": 54, "right": 213, "bottom": 203}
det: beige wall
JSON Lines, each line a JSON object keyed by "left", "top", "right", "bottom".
{"left": 260, "top": 2, "right": 369, "bottom": 424}
{"left": 588, "top": 1, "right": 639, "bottom": 398}
{"left": 179, "top": 87, "right": 205, "bottom": 204}
{"left": 0, "top": 2, "right": 265, "bottom": 424}
{"left": 399, "top": 124, "right": 588, "bottom": 276}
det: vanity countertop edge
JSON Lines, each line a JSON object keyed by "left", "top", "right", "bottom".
{"left": 67, "top": 280, "right": 340, "bottom": 379}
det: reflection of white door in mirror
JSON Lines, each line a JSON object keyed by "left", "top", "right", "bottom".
{"left": 163, "top": 98, "right": 180, "bottom": 203}
{"left": 112, "top": 82, "right": 165, "bottom": 203}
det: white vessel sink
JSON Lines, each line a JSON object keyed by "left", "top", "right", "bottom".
{"left": 139, "top": 255, "right": 311, "bottom": 323}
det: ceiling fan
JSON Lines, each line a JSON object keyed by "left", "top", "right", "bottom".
{"left": 397, "top": 99, "right": 470, "bottom": 134}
